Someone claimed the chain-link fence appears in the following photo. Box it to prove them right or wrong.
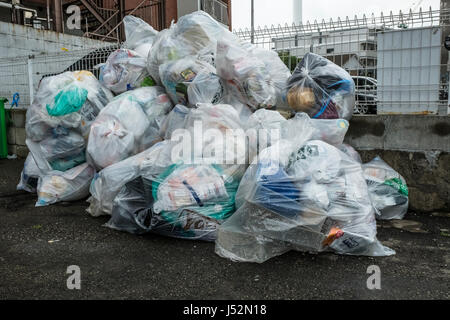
[1,7,449,115]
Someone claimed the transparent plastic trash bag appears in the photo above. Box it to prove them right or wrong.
[363,157,409,220]
[17,153,41,193]
[216,39,284,110]
[159,56,224,106]
[99,49,155,94]
[215,140,395,263]
[106,162,241,242]
[25,71,113,142]
[147,11,236,84]
[122,15,158,57]
[36,163,95,207]
[159,104,190,140]
[26,129,86,173]
[310,118,350,146]
[87,87,172,169]
[87,141,173,217]
[286,53,355,120]
[338,144,362,164]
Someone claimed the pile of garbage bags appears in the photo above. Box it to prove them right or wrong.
[19,12,409,263]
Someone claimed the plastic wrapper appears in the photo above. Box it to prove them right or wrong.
[310,119,350,146]
[363,157,409,220]
[216,39,287,110]
[26,71,113,142]
[159,56,224,106]
[122,15,158,57]
[87,87,172,169]
[87,141,173,217]
[215,140,395,263]
[99,49,154,94]
[286,53,355,120]
[17,153,41,193]
[36,163,95,206]
[107,162,241,241]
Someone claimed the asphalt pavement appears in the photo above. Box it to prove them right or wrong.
[0,158,449,299]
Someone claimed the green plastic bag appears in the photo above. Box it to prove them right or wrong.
[46,85,88,117]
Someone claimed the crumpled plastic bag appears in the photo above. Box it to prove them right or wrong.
[159,56,224,106]
[363,157,409,220]
[36,163,95,206]
[17,153,41,193]
[147,11,238,84]
[286,52,355,120]
[122,15,158,58]
[159,104,190,140]
[338,144,362,163]
[107,162,241,242]
[216,39,288,110]
[215,139,395,263]
[87,87,172,169]
[99,49,155,94]
[26,71,113,142]
[87,141,173,217]
[310,118,350,146]
[26,129,86,173]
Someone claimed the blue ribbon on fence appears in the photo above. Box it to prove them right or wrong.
[10,93,20,108]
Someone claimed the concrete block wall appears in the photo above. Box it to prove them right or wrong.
[346,115,450,213]
[7,109,28,158]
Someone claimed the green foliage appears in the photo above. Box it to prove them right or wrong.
[278,51,298,72]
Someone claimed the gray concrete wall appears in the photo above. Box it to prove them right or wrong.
[0,22,110,108]
[346,115,450,213]
[0,21,106,58]
[345,115,450,153]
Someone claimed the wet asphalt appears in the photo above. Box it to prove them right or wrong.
[0,159,449,300]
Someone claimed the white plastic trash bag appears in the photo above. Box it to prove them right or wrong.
[122,15,158,57]
[36,163,95,206]
[87,141,173,217]
[87,87,172,169]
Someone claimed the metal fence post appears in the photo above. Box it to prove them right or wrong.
[27,55,34,104]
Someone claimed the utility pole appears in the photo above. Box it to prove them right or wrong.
[251,0,254,43]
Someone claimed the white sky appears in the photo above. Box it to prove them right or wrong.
[231,0,441,30]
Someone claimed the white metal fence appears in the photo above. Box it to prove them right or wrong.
[235,7,450,115]
[0,7,449,115]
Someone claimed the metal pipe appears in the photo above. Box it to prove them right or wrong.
[46,0,50,29]
[0,2,38,16]
[251,0,254,43]
[53,0,62,32]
